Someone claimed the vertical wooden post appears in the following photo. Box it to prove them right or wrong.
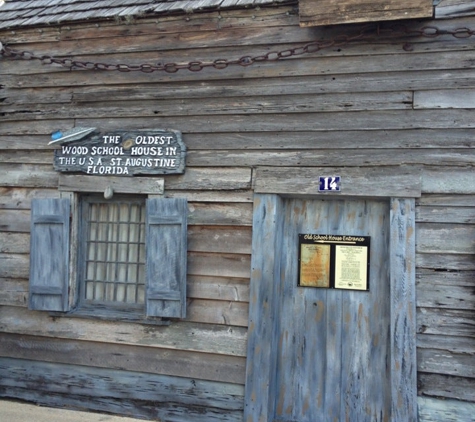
[244,194,284,422]
[390,198,418,422]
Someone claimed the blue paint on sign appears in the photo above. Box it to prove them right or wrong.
[319,176,341,192]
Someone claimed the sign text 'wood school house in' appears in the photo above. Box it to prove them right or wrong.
[52,129,186,176]
[0,0,475,421]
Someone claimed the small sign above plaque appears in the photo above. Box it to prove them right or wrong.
[52,129,186,176]
[298,234,370,291]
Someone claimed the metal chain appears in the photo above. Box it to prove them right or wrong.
[1,24,474,73]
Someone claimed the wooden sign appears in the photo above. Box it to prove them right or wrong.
[53,129,186,176]
[298,234,371,291]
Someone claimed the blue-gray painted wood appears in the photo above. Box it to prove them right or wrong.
[244,194,284,422]
[0,357,244,422]
[146,197,187,318]
[29,198,70,312]
[245,194,418,422]
[275,198,390,422]
[390,198,418,421]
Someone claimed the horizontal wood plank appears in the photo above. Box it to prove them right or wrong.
[188,252,251,279]
[417,333,475,354]
[0,305,247,356]
[418,396,475,422]
[0,187,59,209]
[0,165,251,190]
[0,254,29,279]
[414,88,475,109]
[0,333,246,384]
[61,70,475,103]
[0,358,244,422]
[1,92,414,121]
[417,307,475,337]
[422,167,475,194]
[0,164,59,188]
[0,210,30,233]
[417,268,475,287]
[416,205,475,223]
[417,253,475,270]
[186,149,475,167]
[299,0,433,27]
[418,373,475,402]
[417,194,475,207]
[188,202,252,226]
[0,278,27,307]
[187,298,248,327]
[416,223,475,254]
[416,280,475,310]
[255,165,422,197]
[418,347,475,378]
[0,232,29,253]
[188,226,251,254]
[188,275,249,302]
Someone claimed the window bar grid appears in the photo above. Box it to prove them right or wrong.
[135,205,144,303]
[113,203,121,303]
[84,199,146,305]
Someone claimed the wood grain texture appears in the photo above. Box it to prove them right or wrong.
[255,166,422,197]
[418,396,475,422]
[0,358,245,422]
[29,198,70,312]
[299,0,433,27]
[418,373,475,402]
[146,198,187,318]
[390,198,418,421]
[244,194,284,422]
[0,305,248,356]
[0,333,246,384]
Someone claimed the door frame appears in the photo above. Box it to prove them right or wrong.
[244,194,418,422]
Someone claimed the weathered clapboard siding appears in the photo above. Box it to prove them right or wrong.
[1,2,475,420]
[419,397,475,422]
[0,306,247,356]
[415,186,475,409]
[0,358,245,422]
[0,333,246,384]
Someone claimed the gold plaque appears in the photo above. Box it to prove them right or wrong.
[299,243,330,288]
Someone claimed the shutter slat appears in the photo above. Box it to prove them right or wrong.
[29,198,70,312]
[146,198,187,318]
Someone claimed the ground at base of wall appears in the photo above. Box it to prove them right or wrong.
[0,399,148,422]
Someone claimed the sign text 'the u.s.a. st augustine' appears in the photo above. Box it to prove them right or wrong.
[52,129,186,176]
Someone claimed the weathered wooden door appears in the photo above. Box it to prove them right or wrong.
[274,198,390,421]
[245,195,417,422]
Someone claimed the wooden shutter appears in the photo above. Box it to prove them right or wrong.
[299,0,434,27]
[145,198,187,318]
[29,198,70,311]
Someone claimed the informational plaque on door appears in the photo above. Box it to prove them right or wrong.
[298,234,370,291]
[299,243,331,288]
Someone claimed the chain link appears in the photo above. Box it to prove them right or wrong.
[1,24,474,73]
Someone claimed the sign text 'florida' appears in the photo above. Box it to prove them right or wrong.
[53,129,186,176]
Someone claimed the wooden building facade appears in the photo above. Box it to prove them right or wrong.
[0,0,474,421]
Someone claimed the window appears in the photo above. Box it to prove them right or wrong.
[80,195,146,307]
[29,195,187,321]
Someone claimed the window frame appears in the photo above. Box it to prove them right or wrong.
[29,175,187,324]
